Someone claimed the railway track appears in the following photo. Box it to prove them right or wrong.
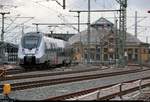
[0,64,23,76]
[1,65,146,81]
[45,78,150,100]
[1,67,102,81]
[4,67,150,91]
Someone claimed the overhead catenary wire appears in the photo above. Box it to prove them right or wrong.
[4,14,21,31]
[127,16,147,29]
[5,17,34,33]
[30,0,79,32]
[30,0,66,20]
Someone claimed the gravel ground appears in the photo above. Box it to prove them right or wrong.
[0,69,149,101]
[1,65,143,85]
[112,83,150,100]
[130,87,150,100]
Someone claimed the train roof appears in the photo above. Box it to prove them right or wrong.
[22,32,43,37]
[23,32,69,48]
[44,36,67,48]
[55,39,66,48]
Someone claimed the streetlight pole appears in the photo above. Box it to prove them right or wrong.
[0,12,10,42]
[35,24,39,33]
[69,10,82,62]
[87,0,91,64]
[1,13,4,42]
[135,11,137,38]
[77,11,83,63]
[115,18,118,67]
[0,12,10,64]
[77,11,80,34]
[140,44,143,69]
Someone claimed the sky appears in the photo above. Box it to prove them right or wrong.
[0,0,150,44]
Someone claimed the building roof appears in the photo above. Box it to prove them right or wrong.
[0,41,18,48]
[91,17,114,27]
[126,32,141,45]
[69,17,142,45]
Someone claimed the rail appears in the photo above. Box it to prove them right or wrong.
[0,65,7,77]
[67,79,144,100]
[0,69,4,77]
[46,77,150,100]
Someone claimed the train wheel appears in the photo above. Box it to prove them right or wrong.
[23,66,31,71]
[67,60,72,66]
[62,60,67,66]
[45,60,51,68]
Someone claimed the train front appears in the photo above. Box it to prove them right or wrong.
[18,32,45,66]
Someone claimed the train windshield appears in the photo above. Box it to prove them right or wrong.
[22,36,41,49]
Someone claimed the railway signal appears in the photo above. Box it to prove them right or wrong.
[0,84,11,97]
[3,84,11,95]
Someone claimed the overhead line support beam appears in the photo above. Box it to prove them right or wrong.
[32,23,87,25]
[32,23,87,33]
[116,0,127,68]
[69,9,121,12]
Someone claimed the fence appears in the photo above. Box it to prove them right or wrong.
[7,53,18,64]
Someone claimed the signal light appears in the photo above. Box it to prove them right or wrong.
[35,48,39,54]
[22,48,25,52]
[3,84,11,95]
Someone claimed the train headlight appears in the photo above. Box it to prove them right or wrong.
[35,48,39,54]
[22,48,24,52]
[22,48,25,54]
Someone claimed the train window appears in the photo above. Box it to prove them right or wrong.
[45,42,48,52]
[22,36,41,49]
[54,43,56,50]
[57,48,59,52]
[55,47,58,52]
[53,43,55,48]
[46,42,49,49]
[57,47,61,56]
[54,44,56,51]
[59,47,61,51]
[55,43,57,47]
[50,43,53,50]
[53,44,55,51]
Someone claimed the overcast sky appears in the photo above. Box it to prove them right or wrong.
[0,0,150,44]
